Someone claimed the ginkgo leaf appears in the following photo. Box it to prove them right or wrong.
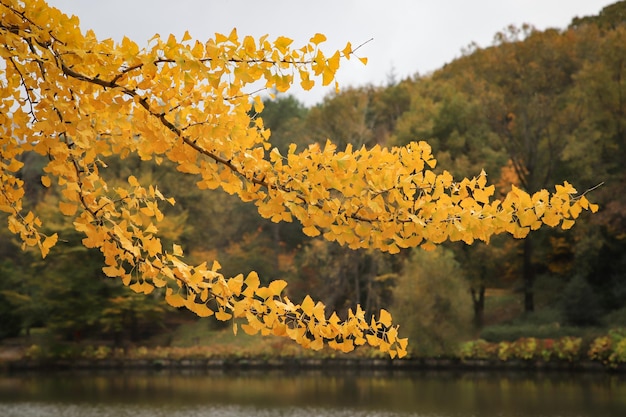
[378,308,392,327]
[40,233,58,258]
[215,310,232,321]
[103,265,122,277]
[561,219,575,230]
[172,244,184,256]
[310,33,327,45]
[59,202,78,216]
[301,295,315,315]
[165,288,185,308]
[269,279,288,296]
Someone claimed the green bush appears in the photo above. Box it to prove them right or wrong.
[480,323,584,342]
[603,307,626,327]
[479,308,590,343]
[561,274,603,326]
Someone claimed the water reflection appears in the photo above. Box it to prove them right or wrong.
[1,369,625,417]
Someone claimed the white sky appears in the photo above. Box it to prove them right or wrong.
[46,0,614,106]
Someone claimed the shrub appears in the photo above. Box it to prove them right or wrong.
[458,339,497,360]
[539,339,555,361]
[609,339,626,365]
[81,345,112,360]
[588,336,612,363]
[553,337,582,361]
[24,344,43,360]
[512,337,538,360]
[497,341,513,361]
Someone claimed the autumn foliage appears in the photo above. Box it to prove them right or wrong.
[0,0,598,358]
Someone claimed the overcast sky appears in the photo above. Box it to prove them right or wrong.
[46,0,615,106]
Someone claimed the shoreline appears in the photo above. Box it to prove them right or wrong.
[3,356,623,373]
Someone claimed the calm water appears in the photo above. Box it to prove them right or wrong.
[0,369,625,417]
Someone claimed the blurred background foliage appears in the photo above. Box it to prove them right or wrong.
[1,2,626,357]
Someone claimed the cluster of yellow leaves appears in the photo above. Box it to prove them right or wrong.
[0,0,597,358]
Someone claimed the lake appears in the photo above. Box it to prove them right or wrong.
[0,369,625,416]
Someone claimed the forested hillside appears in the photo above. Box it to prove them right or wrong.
[1,1,624,357]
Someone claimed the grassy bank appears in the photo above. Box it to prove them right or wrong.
[3,319,626,372]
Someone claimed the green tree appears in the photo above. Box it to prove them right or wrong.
[296,239,400,319]
[570,1,626,31]
[258,94,310,154]
[564,23,626,319]
[391,247,472,357]
[457,26,586,312]
[305,87,378,149]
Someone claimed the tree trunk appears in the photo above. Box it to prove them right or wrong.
[471,284,485,329]
[523,237,535,312]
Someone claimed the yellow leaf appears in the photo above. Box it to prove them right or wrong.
[228,27,238,43]
[378,308,392,327]
[172,244,183,256]
[243,272,260,296]
[143,236,162,257]
[269,279,288,296]
[274,36,293,53]
[40,234,58,258]
[241,323,259,335]
[303,225,320,237]
[191,302,215,317]
[103,265,122,277]
[421,241,437,251]
[473,187,492,204]
[561,219,575,230]
[555,181,577,195]
[518,209,537,228]
[342,42,352,57]
[327,51,340,72]
[310,337,324,351]
[301,295,315,316]
[542,211,560,227]
[569,201,582,218]
[358,56,368,65]
[215,310,232,321]
[310,33,327,45]
[59,202,78,216]
[142,282,155,294]
[41,176,51,187]
[165,288,185,308]
[227,274,243,295]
